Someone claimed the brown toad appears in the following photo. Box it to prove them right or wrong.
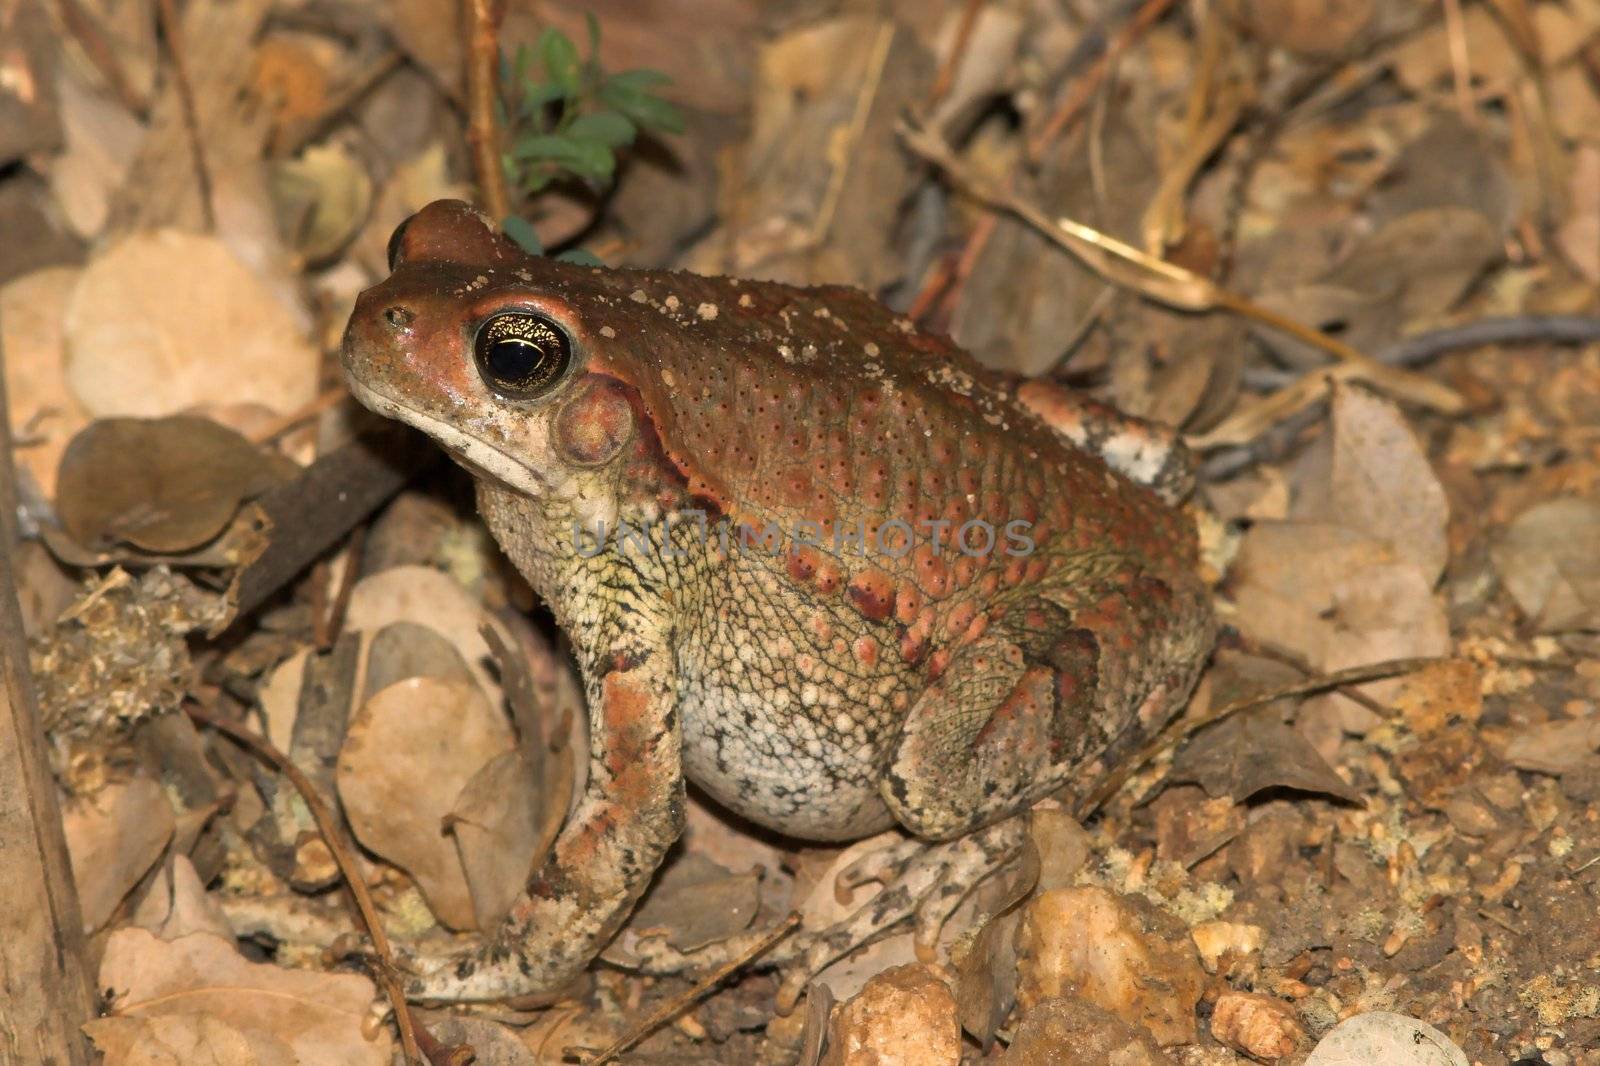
[340,199,1213,1001]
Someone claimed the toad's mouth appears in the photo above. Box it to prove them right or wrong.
[344,377,547,498]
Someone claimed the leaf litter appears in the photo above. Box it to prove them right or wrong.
[6,0,1600,1063]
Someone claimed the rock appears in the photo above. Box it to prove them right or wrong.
[1015,887,1204,1045]
[821,964,960,1066]
[999,996,1172,1065]
[1209,992,1304,1060]
[1305,1011,1467,1066]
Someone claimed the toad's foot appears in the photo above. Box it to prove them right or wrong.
[601,823,1024,1010]
[774,819,1026,1011]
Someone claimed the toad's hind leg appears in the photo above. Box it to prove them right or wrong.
[882,590,1183,840]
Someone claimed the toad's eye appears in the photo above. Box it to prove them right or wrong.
[473,312,572,398]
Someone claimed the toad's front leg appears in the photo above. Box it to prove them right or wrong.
[402,629,682,1002]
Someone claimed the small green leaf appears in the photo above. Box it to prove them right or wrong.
[539,29,580,92]
[510,133,614,181]
[555,247,604,266]
[501,215,544,255]
[598,83,685,134]
[520,80,567,117]
[567,110,635,148]
[604,69,672,93]
[584,12,601,60]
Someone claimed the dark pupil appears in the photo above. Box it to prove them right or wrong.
[475,312,570,396]
[486,337,546,385]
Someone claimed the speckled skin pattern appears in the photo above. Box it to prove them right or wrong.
[341,200,1214,1001]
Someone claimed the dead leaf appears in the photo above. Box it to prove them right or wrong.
[1253,207,1499,370]
[64,230,320,418]
[1503,716,1600,776]
[1323,384,1450,583]
[63,774,176,932]
[1170,709,1364,804]
[1557,145,1600,284]
[449,749,541,932]
[1236,0,1375,56]
[1228,521,1397,661]
[0,266,89,497]
[50,69,143,239]
[337,675,515,930]
[270,143,373,265]
[131,856,235,942]
[364,620,476,700]
[86,1013,298,1066]
[55,416,295,552]
[613,853,761,955]
[1491,497,1600,633]
[344,564,506,710]
[93,928,391,1065]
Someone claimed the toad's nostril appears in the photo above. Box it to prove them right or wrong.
[384,306,414,328]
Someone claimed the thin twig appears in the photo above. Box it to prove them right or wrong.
[1027,0,1180,162]
[1226,314,1600,393]
[462,0,511,222]
[57,0,151,114]
[811,22,896,248]
[274,49,405,157]
[318,524,367,652]
[579,913,803,1066]
[1074,657,1449,819]
[1442,0,1479,127]
[249,386,348,447]
[927,0,986,107]
[184,703,426,1064]
[154,0,217,230]
[901,121,1467,421]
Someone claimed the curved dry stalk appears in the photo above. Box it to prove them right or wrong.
[184,703,425,1065]
[898,120,1468,431]
[578,914,803,1066]
[1073,656,1449,819]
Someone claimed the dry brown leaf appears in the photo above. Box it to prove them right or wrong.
[1557,145,1600,283]
[1323,384,1450,583]
[64,230,319,418]
[1228,521,1397,661]
[344,564,506,709]
[1236,0,1374,56]
[337,675,515,930]
[712,17,931,291]
[55,416,295,552]
[364,620,476,700]
[270,143,373,265]
[612,852,761,956]
[49,71,143,239]
[1490,497,1600,633]
[94,928,392,1064]
[450,749,541,933]
[1503,717,1600,776]
[0,265,89,497]
[131,856,235,943]
[1252,208,1500,371]
[85,1013,298,1066]
[63,774,176,932]
[1390,4,1523,94]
